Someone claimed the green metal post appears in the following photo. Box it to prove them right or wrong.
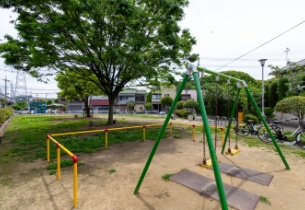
[244,86,290,170]
[221,86,241,154]
[193,71,228,210]
[197,66,243,83]
[134,74,189,194]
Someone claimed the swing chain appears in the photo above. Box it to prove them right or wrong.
[227,78,232,152]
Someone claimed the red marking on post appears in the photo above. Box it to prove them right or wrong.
[104,129,108,132]
[220,128,224,131]
[143,126,146,128]
[72,155,78,163]
[192,125,196,128]
[56,143,60,148]
[170,123,172,125]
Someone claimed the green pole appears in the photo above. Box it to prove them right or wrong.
[193,71,228,210]
[244,85,290,170]
[197,66,243,83]
[134,74,189,194]
[221,86,241,154]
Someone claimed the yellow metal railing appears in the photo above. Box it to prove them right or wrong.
[46,135,78,207]
[46,121,224,207]
[170,122,225,144]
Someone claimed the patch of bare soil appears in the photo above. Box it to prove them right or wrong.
[1,118,305,210]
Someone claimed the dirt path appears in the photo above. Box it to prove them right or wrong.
[1,117,305,209]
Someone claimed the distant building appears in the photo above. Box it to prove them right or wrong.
[281,59,305,72]
[58,94,84,114]
[151,86,176,112]
[115,88,146,113]
[180,89,198,101]
[91,95,109,114]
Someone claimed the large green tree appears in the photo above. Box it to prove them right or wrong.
[55,69,102,117]
[0,0,198,124]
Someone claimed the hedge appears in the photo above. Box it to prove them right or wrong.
[176,109,190,118]
[0,107,14,124]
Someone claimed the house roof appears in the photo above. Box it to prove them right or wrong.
[282,59,305,70]
[119,88,146,94]
[91,100,109,106]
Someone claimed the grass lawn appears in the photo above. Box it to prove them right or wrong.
[1,114,304,174]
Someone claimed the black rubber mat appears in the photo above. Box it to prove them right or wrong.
[171,169,259,210]
[217,162,273,186]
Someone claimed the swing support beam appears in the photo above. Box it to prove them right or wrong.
[196,66,290,170]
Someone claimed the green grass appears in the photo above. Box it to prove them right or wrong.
[260,196,271,205]
[292,151,305,157]
[49,170,56,175]
[0,115,166,166]
[109,169,116,174]
[161,173,173,181]
[46,159,84,170]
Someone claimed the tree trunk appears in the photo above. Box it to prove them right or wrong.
[107,98,114,125]
[84,96,91,117]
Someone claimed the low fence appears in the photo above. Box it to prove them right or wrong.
[46,122,225,207]
[170,122,225,144]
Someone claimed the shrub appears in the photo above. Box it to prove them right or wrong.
[0,109,5,124]
[176,101,185,109]
[264,108,274,119]
[244,114,259,125]
[176,109,190,118]
[183,99,198,109]
[161,96,173,107]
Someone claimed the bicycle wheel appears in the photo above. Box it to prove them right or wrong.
[295,131,305,147]
[257,126,276,143]
[235,125,250,136]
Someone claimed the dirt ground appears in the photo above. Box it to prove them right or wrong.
[1,117,305,210]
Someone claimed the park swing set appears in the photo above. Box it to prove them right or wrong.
[133,64,290,210]
[199,73,241,169]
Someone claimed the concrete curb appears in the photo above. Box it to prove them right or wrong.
[0,115,13,145]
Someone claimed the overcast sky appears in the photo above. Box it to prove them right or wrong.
[1,0,305,98]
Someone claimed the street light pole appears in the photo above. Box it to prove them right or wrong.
[259,59,267,117]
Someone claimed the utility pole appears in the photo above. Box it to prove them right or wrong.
[3,77,10,108]
[10,81,15,104]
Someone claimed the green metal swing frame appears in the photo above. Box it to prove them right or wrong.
[134,64,290,210]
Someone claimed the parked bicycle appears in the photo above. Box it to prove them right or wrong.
[257,120,305,146]
[235,120,258,136]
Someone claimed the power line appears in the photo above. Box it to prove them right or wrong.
[214,19,305,72]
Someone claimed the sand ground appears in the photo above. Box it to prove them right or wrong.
[1,117,305,210]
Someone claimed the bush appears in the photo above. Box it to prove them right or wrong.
[0,108,14,123]
[176,109,190,118]
[161,96,173,107]
[183,99,198,109]
[176,101,185,109]
[244,113,259,125]
[0,110,5,124]
[264,107,274,119]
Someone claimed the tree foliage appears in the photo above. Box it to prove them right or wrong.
[268,82,278,108]
[278,77,289,101]
[176,101,184,109]
[11,101,27,111]
[126,101,134,113]
[145,102,152,110]
[0,0,198,124]
[275,96,305,123]
[55,69,102,117]
[161,96,173,107]
[183,99,198,109]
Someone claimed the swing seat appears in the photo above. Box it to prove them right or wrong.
[225,148,241,156]
[199,159,220,169]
